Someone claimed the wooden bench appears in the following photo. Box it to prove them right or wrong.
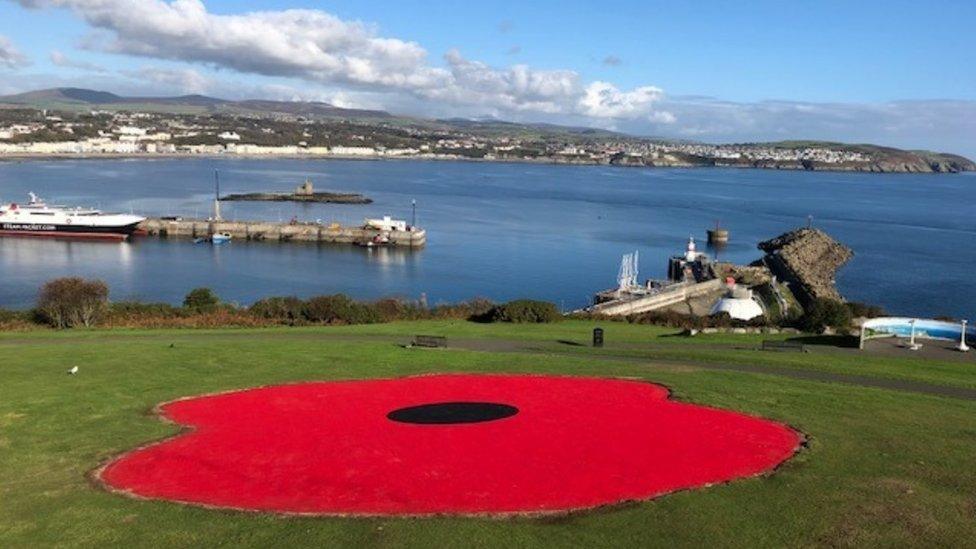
[411,335,448,348]
[761,339,807,353]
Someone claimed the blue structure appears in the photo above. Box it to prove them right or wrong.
[860,317,973,351]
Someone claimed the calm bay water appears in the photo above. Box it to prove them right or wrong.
[0,157,973,318]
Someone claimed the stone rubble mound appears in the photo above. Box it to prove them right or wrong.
[758,228,853,304]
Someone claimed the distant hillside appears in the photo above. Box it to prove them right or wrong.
[0,87,392,120]
[230,99,392,120]
[0,87,625,139]
[435,117,621,138]
[0,88,972,173]
[749,141,976,173]
[0,87,126,106]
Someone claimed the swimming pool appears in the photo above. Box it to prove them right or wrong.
[860,317,973,349]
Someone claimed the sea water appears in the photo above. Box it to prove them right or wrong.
[0,157,973,318]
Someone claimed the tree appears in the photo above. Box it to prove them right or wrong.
[801,298,853,333]
[37,278,109,328]
[846,301,886,319]
[487,300,562,323]
[183,288,220,312]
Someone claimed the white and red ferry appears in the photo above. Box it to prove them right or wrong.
[0,193,145,240]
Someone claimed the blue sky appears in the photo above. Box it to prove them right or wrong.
[1,0,974,155]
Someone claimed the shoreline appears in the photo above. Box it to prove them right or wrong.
[0,152,971,174]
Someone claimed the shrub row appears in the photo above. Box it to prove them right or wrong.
[262,294,381,325]
[16,278,561,329]
[14,277,886,332]
[479,299,562,323]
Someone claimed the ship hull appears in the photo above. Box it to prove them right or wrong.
[0,221,142,241]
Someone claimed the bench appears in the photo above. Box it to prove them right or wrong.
[411,335,448,348]
[761,339,807,353]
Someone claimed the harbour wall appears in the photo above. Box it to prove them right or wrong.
[587,279,724,316]
[138,218,426,248]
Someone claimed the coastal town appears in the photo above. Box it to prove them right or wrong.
[1,89,972,173]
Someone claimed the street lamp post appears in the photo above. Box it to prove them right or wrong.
[907,318,922,351]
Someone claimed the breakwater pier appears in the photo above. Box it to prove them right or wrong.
[586,278,724,316]
[138,217,426,248]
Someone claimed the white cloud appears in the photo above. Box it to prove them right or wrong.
[50,49,106,72]
[0,34,29,68]
[325,91,377,110]
[12,0,672,122]
[121,66,214,94]
[625,97,976,155]
[428,50,580,114]
[578,81,666,120]
[17,0,444,90]
[648,110,677,124]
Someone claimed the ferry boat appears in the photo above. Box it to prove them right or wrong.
[0,193,145,240]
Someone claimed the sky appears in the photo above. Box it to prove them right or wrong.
[0,0,974,156]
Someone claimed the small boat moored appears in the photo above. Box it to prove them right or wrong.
[356,233,391,248]
[195,233,232,244]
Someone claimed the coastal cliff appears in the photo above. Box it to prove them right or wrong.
[637,148,976,173]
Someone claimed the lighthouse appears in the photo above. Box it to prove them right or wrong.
[685,236,700,262]
[668,236,711,283]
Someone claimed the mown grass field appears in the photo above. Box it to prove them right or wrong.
[1,321,975,547]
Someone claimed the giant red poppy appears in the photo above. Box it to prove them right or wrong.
[99,374,800,515]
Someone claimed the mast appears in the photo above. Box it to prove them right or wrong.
[213,169,222,221]
[616,250,639,294]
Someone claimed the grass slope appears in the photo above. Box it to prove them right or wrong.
[1,322,974,547]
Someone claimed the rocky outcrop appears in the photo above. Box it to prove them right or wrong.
[758,228,853,307]
[642,151,711,168]
[916,152,976,173]
[221,191,372,204]
[608,152,646,166]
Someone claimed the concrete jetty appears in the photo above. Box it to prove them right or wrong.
[138,217,426,248]
[586,279,724,316]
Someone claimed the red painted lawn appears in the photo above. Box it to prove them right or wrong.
[100,375,800,515]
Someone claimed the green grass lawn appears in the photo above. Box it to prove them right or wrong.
[1,322,975,547]
[11,320,972,390]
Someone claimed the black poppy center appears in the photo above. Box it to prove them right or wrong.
[387,402,519,424]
